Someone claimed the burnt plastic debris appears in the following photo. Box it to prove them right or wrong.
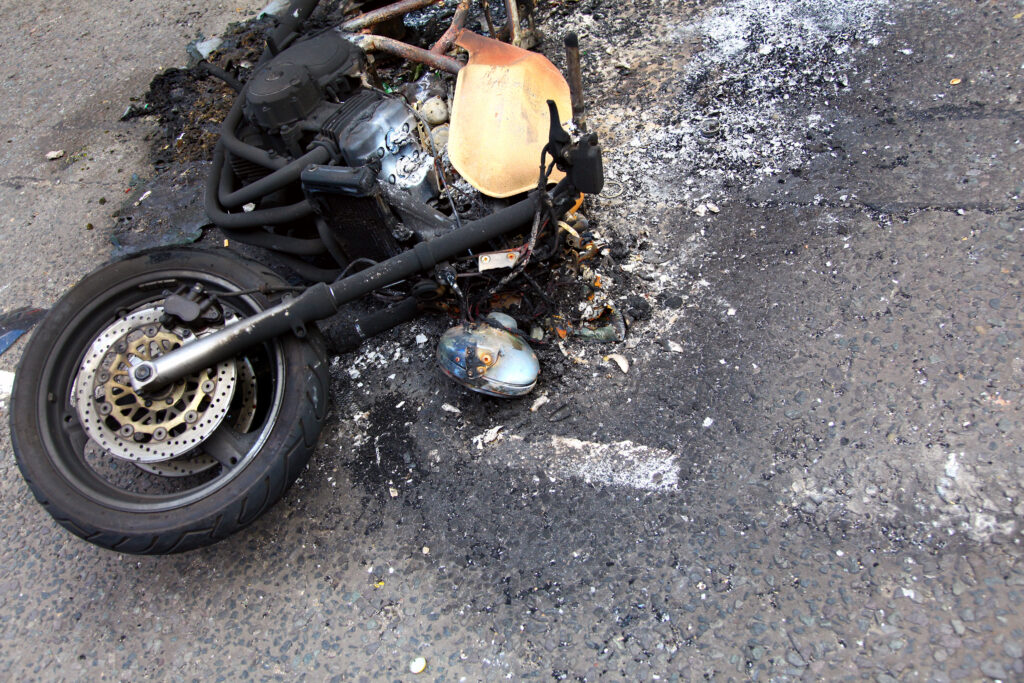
[110,163,210,255]
[0,306,47,356]
[436,312,539,397]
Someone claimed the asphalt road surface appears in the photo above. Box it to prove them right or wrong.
[0,0,1021,680]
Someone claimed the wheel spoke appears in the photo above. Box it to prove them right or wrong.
[202,427,258,470]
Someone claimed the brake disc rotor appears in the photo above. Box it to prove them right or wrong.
[73,307,237,465]
[132,358,258,477]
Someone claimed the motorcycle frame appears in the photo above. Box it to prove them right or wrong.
[131,184,575,393]
[131,0,600,394]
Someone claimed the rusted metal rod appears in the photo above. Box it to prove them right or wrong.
[340,0,439,32]
[431,0,471,54]
[564,32,586,130]
[348,33,463,74]
[480,0,498,38]
[504,0,522,46]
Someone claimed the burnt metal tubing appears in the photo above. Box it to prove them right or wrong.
[130,195,541,393]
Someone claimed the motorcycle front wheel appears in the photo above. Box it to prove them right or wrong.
[10,248,328,554]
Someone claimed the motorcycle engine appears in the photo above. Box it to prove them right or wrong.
[237,28,437,204]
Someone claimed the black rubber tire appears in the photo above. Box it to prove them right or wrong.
[9,248,329,554]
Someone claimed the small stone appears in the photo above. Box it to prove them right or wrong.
[441,403,461,414]
[46,149,65,160]
[702,417,714,428]
[693,204,708,217]
[786,650,806,667]
[409,656,427,674]
[706,201,719,213]
[1004,641,1023,659]
[951,618,965,636]
[415,333,428,345]
[980,659,1008,679]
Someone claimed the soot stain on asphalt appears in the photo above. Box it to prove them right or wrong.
[341,393,426,503]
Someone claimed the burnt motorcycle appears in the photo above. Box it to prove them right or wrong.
[9,0,602,553]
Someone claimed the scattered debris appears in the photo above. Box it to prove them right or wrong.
[530,393,550,412]
[604,353,629,373]
[110,162,213,254]
[472,425,504,449]
[702,417,714,428]
[441,403,462,414]
[0,306,47,357]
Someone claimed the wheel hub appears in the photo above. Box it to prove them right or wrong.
[74,307,237,465]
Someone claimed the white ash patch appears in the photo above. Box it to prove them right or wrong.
[677,0,883,61]
[785,445,1019,543]
[567,0,891,348]
[668,0,885,197]
[545,436,679,491]
[0,370,14,398]
[481,434,678,491]
[331,339,407,380]
[584,0,887,210]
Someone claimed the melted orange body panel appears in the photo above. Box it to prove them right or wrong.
[448,31,571,198]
